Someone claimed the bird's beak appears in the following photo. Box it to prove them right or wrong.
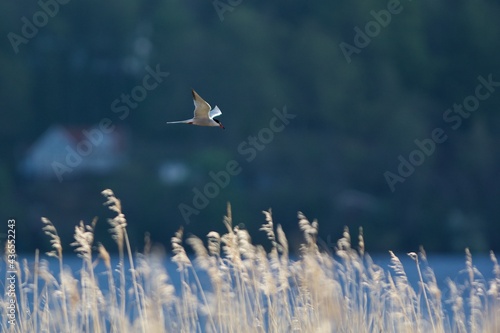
[220,123,225,130]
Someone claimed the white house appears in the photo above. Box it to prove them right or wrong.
[20,124,128,181]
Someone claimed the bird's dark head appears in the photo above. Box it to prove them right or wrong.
[214,119,225,129]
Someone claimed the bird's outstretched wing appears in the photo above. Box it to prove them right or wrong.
[209,106,222,119]
[192,89,211,119]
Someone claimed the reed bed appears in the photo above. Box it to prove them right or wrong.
[2,189,500,332]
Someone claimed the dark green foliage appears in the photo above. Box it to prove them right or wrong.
[2,0,500,253]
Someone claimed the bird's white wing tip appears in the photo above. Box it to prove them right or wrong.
[210,106,222,118]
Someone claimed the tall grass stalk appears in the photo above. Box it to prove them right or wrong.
[41,216,70,332]
[102,189,145,332]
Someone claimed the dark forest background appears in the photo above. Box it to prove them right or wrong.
[2,0,500,254]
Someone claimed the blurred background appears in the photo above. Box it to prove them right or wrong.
[2,0,500,254]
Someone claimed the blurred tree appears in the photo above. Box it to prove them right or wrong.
[2,0,500,252]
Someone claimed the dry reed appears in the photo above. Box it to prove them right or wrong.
[1,189,500,332]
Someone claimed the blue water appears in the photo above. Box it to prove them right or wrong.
[371,252,495,287]
[4,252,495,298]
[2,252,496,325]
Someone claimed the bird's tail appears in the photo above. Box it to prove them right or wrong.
[166,120,191,124]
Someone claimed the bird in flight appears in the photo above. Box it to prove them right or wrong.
[167,89,225,129]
